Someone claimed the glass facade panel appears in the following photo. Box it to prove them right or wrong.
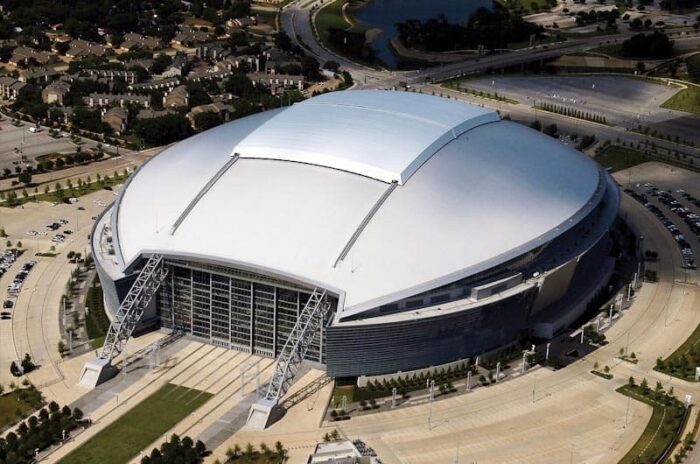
[158,261,326,363]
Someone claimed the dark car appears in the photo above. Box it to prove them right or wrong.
[3,300,13,309]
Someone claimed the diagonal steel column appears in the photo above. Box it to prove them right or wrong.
[100,254,168,360]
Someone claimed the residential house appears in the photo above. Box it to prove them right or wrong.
[262,48,299,73]
[226,17,256,29]
[9,46,57,66]
[186,102,235,128]
[163,85,189,107]
[186,65,234,83]
[221,55,260,72]
[86,93,150,108]
[0,77,29,101]
[129,77,180,92]
[84,69,139,85]
[42,80,71,104]
[102,107,128,135]
[160,55,188,78]
[196,43,231,61]
[247,72,304,92]
[172,27,211,47]
[18,67,59,83]
[123,58,155,72]
[66,40,109,59]
[118,33,163,52]
[136,108,176,120]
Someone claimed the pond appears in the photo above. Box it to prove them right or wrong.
[354,0,492,68]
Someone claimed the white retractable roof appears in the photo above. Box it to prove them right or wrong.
[233,90,499,184]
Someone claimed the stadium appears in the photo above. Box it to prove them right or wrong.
[86,90,620,400]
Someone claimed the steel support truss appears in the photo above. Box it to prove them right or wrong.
[100,254,168,360]
[264,287,329,402]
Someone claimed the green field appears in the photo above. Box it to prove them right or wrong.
[617,384,688,464]
[496,0,556,14]
[314,0,366,45]
[58,384,212,464]
[0,390,38,430]
[595,144,700,174]
[661,85,700,115]
[595,145,653,172]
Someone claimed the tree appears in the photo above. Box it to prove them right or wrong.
[323,60,340,73]
[542,123,558,138]
[194,111,223,132]
[18,171,32,184]
[131,113,193,146]
[21,353,35,373]
[628,376,635,387]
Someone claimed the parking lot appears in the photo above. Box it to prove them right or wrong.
[0,120,76,173]
[626,186,699,269]
[463,75,689,130]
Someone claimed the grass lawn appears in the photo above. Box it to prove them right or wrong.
[617,384,688,464]
[0,390,36,430]
[595,145,651,172]
[661,85,700,115]
[655,322,700,381]
[314,0,366,45]
[595,144,700,174]
[58,384,212,464]
[331,385,355,406]
[495,0,556,14]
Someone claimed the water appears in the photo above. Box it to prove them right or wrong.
[354,0,492,68]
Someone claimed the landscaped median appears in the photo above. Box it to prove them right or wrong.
[655,322,700,381]
[617,380,690,464]
[58,384,212,464]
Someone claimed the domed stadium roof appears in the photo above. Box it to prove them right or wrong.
[112,90,605,318]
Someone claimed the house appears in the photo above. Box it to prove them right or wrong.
[247,72,304,92]
[118,33,163,52]
[84,69,139,85]
[123,58,155,72]
[221,55,260,72]
[262,48,298,73]
[163,85,189,107]
[102,107,128,135]
[86,93,150,108]
[66,40,109,59]
[226,17,257,29]
[196,43,231,61]
[172,27,211,47]
[129,77,180,92]
[186,102,235,128]
[186,65,234,83]
[48,33,72,52]
[160,55,188,78]
[18,67,59,83]
[0,77,29,101]
[42,80,71,104]
[136,108,176,120]
[9,47,57,66]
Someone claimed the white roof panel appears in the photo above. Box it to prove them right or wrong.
[233,90,499,184]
